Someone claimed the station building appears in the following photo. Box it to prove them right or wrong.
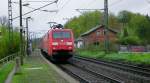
[75,25,118,49]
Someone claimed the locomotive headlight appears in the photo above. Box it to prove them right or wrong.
[66,42,72,45]
[52,42,58,45]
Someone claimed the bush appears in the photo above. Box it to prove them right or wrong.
[0,26,20,59]
[109,42,119,52]
[119,36,141,45]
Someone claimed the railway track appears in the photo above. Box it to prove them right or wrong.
[43,52,122,83]
[75,56,150,77]
[58,63,123,83]
[72,56,150,83]
[43,52,150,83]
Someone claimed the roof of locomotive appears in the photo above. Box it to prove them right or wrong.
[48,28,72,32]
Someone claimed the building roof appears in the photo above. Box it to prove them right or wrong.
[81,25,118,37]
[76,37,83,41]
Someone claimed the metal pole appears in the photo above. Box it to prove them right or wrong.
[23,29,26,56]
[104,0,109,53]
[19,0,24,65]
[8,0,13,53]
[26,18,29,55]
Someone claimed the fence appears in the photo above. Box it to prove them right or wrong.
[0,52,19,65]
[119,45,150,53]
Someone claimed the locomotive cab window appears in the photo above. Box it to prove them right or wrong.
[53,31,71,38]
[63,32,70,38]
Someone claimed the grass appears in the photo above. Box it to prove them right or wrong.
[76,48,106,58]
[77,49,105,58]
[12,56,68,83]
[0,61,14,83]
[104,53,150,65]
[77,49,150,65]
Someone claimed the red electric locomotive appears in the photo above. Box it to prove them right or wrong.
[41,26,74,61]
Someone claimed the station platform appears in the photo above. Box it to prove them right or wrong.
[10,49,78,83]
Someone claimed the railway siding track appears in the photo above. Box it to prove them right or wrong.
[58,64,122,83]
[75,56,150,77]
[72,56,150,83]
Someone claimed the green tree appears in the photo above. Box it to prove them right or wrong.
[65,11,103,38]
[109,13,121,30]
[117,10,133,25]
[65,10,150,45]
[119,12,150,45]
[0,26,20,59]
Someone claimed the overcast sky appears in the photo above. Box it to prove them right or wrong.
[0,0,150,37]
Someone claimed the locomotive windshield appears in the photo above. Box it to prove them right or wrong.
[53,31,71,38]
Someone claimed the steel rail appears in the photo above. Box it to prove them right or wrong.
[58,65,89,83]
[71,63,123,83]
[58,64,122,83]
[75,56,150,77]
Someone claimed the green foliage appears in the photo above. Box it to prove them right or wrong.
[109,13,122,30]
[145,14,150,22]
[121,27,128,37]
[65,11,102,38]
[119,27,141,45]
[65,10,150,45]
[119,36,141,45]
[128,14,150,44]
[76,48,105,58]
[118,11,150,45]
[65,11,122,38]
[117,10,133,24]
[0,62,14,83]
[77,49,150,65]
[0,26,20,59]
[104,53,150,65]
